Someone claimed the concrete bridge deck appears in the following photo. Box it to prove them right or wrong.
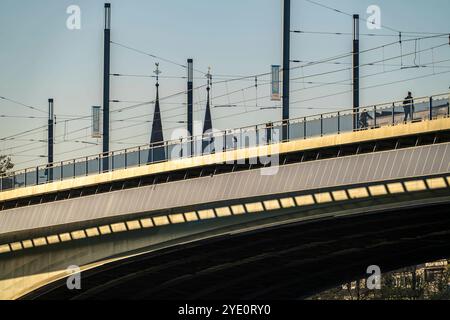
[1,114,450,300]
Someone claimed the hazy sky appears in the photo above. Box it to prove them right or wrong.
[1,0,449,170]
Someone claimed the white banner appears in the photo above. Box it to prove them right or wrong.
[271,65,281,101]
[92,106,101,138]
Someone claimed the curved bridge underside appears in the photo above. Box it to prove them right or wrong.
[24,197,450,300]
[2,137,450,300]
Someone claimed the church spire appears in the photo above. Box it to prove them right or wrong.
[202,67,214,154]
[203,67,213,134]
[149,63,166,162]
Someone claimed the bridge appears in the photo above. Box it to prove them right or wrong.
[1,93,450,299]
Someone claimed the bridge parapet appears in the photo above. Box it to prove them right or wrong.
[1,94,449,203]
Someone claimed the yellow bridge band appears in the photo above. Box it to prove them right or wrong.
[0,175,448,255]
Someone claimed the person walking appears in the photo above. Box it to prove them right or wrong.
[359,109,373,129]
[403,91,415,122]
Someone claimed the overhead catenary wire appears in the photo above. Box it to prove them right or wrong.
[5,38,448,154]
[8,65,450,169]
[5,24,450,168]
[111,41,207,75]
[290,69,450,107]
[0,125,47,142]
[112,33,445,109]
[0,96,47,114]
[302,0,449,36]
[291,58,450,69]
[291,30,450,39]
[290,42,449,81]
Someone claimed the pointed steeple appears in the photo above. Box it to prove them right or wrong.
[203,68,214,153]
[149,63,166,162]
[203,89,212,133]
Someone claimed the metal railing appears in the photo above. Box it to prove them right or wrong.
[1,93,449,193]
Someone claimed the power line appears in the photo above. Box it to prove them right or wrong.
[291,59,450,69]
[303,0,450,40]
[0,96,47,114]
[0,125,47,142]
[290,69,450,107]
[0,115,48,120]
[7,39,446,154]
[111,41,207,75]
[303,0,397,34]
[215,51,450,111]
[5,31,449,166]
[2,88,192,153]
[112,73,271,82]
[290,42,449,81]
[291,30,449,38]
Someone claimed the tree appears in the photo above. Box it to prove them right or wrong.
[310,261,450,300]
[0,155,14,175]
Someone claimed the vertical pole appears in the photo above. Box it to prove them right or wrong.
[48,98,54,182]
[429,97,433,120]
[103,3,111,171]
[223,131,227,152]
[187,59,194,155]
[392,103,395,124]
[353,14,360,130]
[337,112,341,134]
[282,0,291,141]
[374,106,377,127]
[320,114,323,137]
[303,117,307,139]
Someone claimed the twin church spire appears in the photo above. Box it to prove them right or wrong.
[149,63,214,157]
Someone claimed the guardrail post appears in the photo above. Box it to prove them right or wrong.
[223,131,227,151]
[165,142,169,162]
[337,112,340,134]
[303,117,307,139]
[73,160,76,179]
[138,147,141,167]
[111,152,115,171]
[374,106,377,128]
[85,157,89,176]
[392,103,395,125]
[448,96,450,116]
[36,166,39,185]
[429,97,433,120]
[150,145,154,163]
[448,99,450,117]
[24,169,27,187]
[320,114,323,137]
[286,120,290,142]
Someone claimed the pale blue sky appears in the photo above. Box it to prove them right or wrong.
[1,0,449,169]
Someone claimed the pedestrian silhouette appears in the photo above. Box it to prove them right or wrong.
[359,109,373,129]
[403,91,414,122]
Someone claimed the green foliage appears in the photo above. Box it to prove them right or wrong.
[0,155,14,175]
